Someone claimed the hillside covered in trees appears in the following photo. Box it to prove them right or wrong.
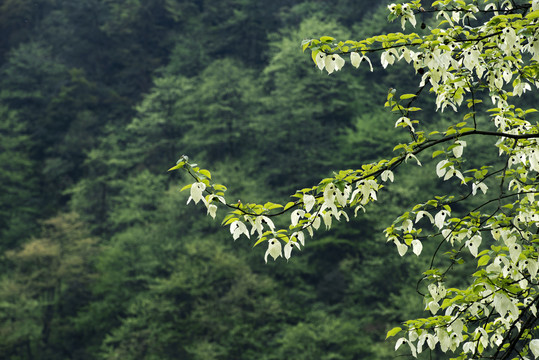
[2,0,535,359]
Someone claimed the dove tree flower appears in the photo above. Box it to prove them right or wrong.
[265,238,282,263]
[316,52,345,74]
[171,1,539,359]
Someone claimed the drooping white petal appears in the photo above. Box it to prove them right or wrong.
[312,215,321,230]
[415,210,434,224]
[350,52,361,68]
[472,182,488,195]
[230,220,249,240]
[333,54,345,71]
[290,231,305,247]
[452,140,466,158]
[264,238,282,263]
[436,160,449,178]
[427,300,440,314]
[284,241,300,260]
[395,241,408,256]
[435,210,449,229]
[509,243,522,264]
[362,55,374,72]
[411,239,423,256]
[405,153,422,166]
[261,216,275,231]
[466,235,481,257]
[381,170,394,182]
[303,194,316,213]
[316,52,326,71]
[291,209,305,226]
[207,204,217,219]
[530,339,539,358]
[189,182,206,204]
[321,211,332,229]
[324,55,336,74]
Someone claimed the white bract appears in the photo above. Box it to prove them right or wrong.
[265,238,282,263]
[230,220,249,240]
[531,339,539,359]
[283,240,300,260]
[316,52,345,74]
[207,204,217,219]
[350,52,373,71]
[303,194,316,213]
[187,182,206,205]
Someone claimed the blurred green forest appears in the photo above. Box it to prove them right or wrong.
[0,0,500,359]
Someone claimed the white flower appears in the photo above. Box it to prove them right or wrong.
[321,210,332,229]
[187,182,206,205]
[381,170,394,182]
[395,240,408,256]
[284,241,300,260]
[265,238,282,263]
[207,204,217,219]
[434,209,450,229]
[315,52,326,71]
[466,235,481,257]
[290,231,305,246]
[230,220,249,240]
[462,48,481,72]
[415,210,434,224]
[249,216,275,237]
[395,116,414,132]
[324,53,345,74]
[303,194,316,213]
[381,50,396,68]
[427,300,440,314]
[291,209,305,226]
[472,182,488,195]
[350,52,373,71]
[436,160,450,178]
[452,140,466,158]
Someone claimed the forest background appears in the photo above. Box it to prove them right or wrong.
[0,0,510,359]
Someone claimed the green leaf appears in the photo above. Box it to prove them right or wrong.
[432,150,445,158]
[526,10,539,19]
[168,161,185,171]
[386,327,402,339]
[301,40,310,52]
[214,184,227,191]
[284,202,296,211]
[264,202,284,210]
[311,49,320,64]
[253,237,267,247]
[477,255,490,267]
[400,94,417,100]
[180,184,192,192]
[320,36,335,43]
[199,169,211,179]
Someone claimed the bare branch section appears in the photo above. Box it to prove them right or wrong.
[171,0,539,359]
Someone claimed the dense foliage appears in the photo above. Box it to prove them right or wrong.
[173,0,539,359]
[1,0,537,359]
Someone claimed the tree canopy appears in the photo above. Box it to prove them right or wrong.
[171,0,539,358]
[2,0,539,359]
